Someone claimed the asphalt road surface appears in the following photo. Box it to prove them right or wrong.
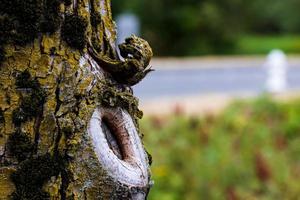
[133,57,300,101]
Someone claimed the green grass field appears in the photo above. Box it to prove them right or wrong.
[142,97,300,200]
[236,35,300,55]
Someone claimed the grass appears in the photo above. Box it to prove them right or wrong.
[142,96,300,200]
[236,35,300,55]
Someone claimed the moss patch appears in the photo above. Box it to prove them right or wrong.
[0,0,63,65]
[0,0,91,63]
[0,110,4,124]
[0,47,5,65]
[15,70,36,89]
[63,0,72,6]
[0,0,63,44]
[61,14,88,50]
[40,0,62,34]
[1,0,44,45]
[0,15,14,65]
[7,130,34,162]
[10,154,65,200]
[13,70,46,126]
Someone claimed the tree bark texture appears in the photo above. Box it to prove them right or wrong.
[0,0,152,199]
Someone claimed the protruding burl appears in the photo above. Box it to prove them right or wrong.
[88,35,154,86]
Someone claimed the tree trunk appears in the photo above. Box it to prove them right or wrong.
[0,0,152,199]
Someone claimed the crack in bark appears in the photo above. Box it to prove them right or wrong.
[60,169,70,200]
[54,76,62,154]
[33,107,44,154]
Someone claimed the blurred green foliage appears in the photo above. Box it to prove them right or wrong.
[141,97,300,199]
[112,0,300,56]
[237,35,300,55]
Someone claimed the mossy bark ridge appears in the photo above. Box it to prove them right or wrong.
[0,0,152,199]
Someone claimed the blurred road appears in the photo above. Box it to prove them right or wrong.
[133,56,300,100]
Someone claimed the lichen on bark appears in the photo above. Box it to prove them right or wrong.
[0,0,152,199]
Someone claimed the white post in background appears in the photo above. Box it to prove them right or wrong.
[264,49,288,93]
[116,13,140,45]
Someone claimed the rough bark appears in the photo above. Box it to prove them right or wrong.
[0,0,152,199]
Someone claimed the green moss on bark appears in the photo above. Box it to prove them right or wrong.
[63,0,72,6]
[15,70,34,88]
[0,0,48,45]
[0,47,5,65]
[10,154,65,200]
[7,130,34,162]
[13,70,46,126]
[61,14,88,50]
[40,0,62,33]
[0,0,63,64]
[0,110,4,124]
